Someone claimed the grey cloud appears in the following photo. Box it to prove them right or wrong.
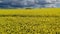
[0,0,59,8]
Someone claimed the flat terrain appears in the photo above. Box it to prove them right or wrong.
[0,8,60,16]
[0,16,60,34]
[0,8,60,34]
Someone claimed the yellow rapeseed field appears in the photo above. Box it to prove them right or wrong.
[0,8,60,34]
[0,8,60,16]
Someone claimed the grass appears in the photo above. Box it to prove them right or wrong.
[0,8,60,34]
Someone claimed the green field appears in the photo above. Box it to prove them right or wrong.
[0,8,60,34]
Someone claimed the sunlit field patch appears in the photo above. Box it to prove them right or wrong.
[0,8,60,16]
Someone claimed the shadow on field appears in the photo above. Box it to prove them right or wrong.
[0,15,59,17]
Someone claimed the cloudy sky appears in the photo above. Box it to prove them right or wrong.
[0,0,60,8]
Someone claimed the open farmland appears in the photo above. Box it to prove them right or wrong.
[0,16,60,34]
[0,8,60,34]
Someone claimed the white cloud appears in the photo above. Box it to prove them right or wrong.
[56,0,60,3]
[45,0,52,3]
[45,0,57,7]
[45,4,56,7]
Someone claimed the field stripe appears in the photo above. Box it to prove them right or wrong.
[0,8,60,16]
